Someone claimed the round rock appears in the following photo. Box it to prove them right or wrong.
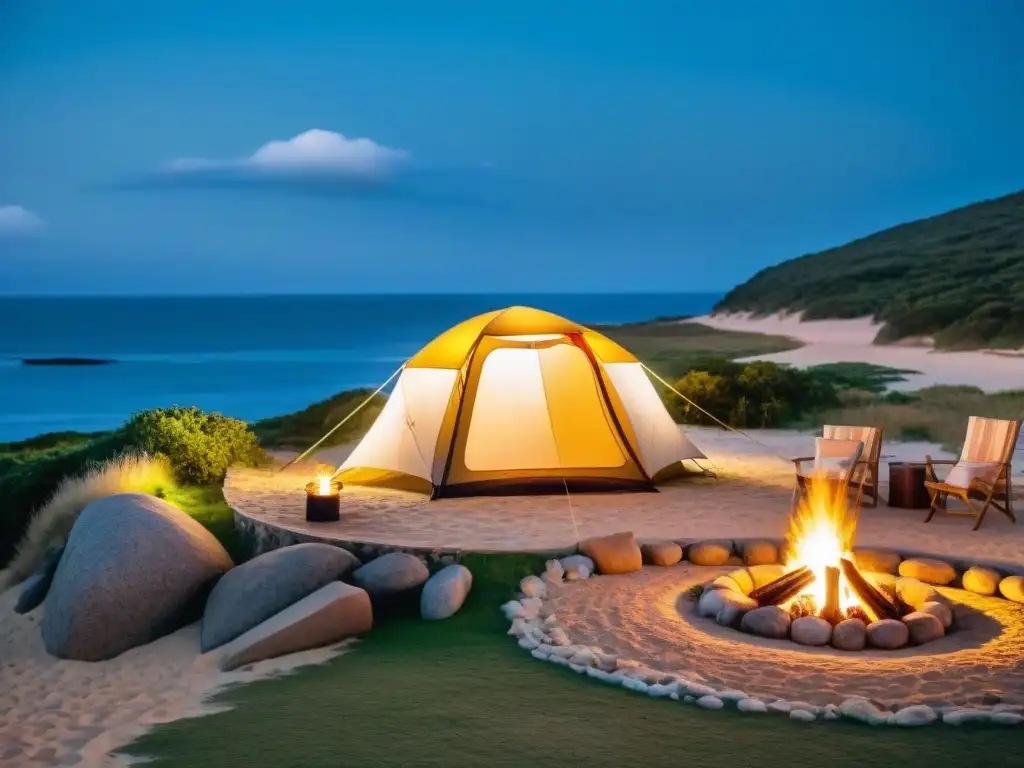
[421,564,473,620]
[898,558,956,586]
[352,552,429,604]
[715,593,758,627]
[43,493,233,661]
[894,704,937,726]
[961,566,1000,596]
[903,611,944,645]
[641,541,683,567]
[866,619,909,649]
[852,547,902,575]
[687,541,732,566]
[202,542,360,651]
[999,575,1024,603]
[696,695,724,710]
[896,578,944,611]
[791,616,832,646]
[831,618,867,651]
[738,698,767,713]
[580,531,643,574]
[698,586,755,619]
[742,540,778,566]
[920,600,952,629]
[740,606,791,639]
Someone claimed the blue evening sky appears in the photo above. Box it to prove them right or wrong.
[1,1,1022,294]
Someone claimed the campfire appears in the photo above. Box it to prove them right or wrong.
[753,476,900,624]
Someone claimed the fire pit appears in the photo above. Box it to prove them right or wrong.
[704,476,949,650]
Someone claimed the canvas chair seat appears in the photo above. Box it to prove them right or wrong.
[924,416,1020,531]
[792,426,881,508]
[792,437,865,510]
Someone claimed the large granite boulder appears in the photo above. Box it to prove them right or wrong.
[352,552,429,609]
[218,582,373,671]
[14,545,65,615]
[202,543,360,651]
[420,564,473,620]
[41,494,233,661]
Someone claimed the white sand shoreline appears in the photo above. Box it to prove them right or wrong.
[0,584,350,767]
[685,312,1024,392]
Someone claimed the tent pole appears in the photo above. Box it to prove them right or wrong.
[277,363,405,473]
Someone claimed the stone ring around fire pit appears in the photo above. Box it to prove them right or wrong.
[503,536,1024,727]
[697,564,950,650]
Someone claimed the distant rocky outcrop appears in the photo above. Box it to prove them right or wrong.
[41,493,233,661]
[21,357,116,366]
[201,543,361,652]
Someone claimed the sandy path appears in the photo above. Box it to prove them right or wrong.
[0,585,349,767]
[547,565,1024,709]
[685,312,1024,392]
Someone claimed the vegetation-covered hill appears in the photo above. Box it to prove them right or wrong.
[714,189,1024,349]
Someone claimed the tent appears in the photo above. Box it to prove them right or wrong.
[332,306,705,497]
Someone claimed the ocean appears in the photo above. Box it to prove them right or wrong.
[0,294,721,443]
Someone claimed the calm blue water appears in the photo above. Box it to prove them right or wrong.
[0,294,721,442]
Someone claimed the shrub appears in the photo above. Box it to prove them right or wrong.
[124,406,266,484]
[660,358,839,429]
[0,453,172,590]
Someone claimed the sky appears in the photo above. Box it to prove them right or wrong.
[1,1,1022,295]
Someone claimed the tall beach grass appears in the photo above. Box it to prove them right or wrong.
[0,452,172,591]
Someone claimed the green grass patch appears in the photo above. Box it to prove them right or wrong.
[805,362,919,394]
[161,484,245,562]
[253,388,385,450]
[121,554,1024,767]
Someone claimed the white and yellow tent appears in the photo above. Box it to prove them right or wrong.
[333,306,704,497]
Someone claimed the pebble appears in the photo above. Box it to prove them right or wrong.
[718,689,747,704]
[647,683,674,698]
[742,540,779,566]
[549,628,571,646]
[520,575,547,598]
[867,619,909,649]
[683,682,718,698]
[838,697,888,726]
[530,648,549,661]
[920,600,953,630]
[852,547,902,575]
[898,558,956,586]
[738,698,768,713]
[992,712,1024,726]
[791,616,832,646]
[696,695,724,710]
[641,541,683,567]
[740,606,791,639]
[893,705,937,726]
[896,578,942,610]
[767,700,791,714]
[943,708,990,726]
[831,618,867,651]
[790,709,817,723]
[544,559,565,583]
[999,574,1024,603]
[688,541,732,566]
[903,611,945,645]
[962,566,1000,596]
[500,600,525,620]
[683,695,695,704]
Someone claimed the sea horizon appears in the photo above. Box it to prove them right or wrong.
[0,292,722,442]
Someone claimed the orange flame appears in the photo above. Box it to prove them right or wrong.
[784,475,862,614]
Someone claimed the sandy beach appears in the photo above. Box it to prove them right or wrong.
[686,312,1024,392]
[0,585,349,768]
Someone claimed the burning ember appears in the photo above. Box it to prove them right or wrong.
[752,476,900,624]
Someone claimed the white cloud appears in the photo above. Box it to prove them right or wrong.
[0,205,45,237]
[163,129,408,180]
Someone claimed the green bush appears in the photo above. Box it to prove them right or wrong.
[124,407,266,484]
[660,358,839,428]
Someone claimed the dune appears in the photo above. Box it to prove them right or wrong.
[686,312,1024,393]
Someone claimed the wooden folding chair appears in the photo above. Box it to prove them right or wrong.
[792,437,866,511]
[924,416,1021,531]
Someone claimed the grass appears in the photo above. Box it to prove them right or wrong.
[814,385,1024,451]
[162,483,244,563]
[252,388,385,450]
[805,362,920,395]
[596,319,801,379]
[120,554,1024,768]
[714,188,1024,349]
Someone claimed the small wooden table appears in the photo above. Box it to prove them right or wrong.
[888,462,931,509]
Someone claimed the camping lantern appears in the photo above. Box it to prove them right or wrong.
[305,474,342,522]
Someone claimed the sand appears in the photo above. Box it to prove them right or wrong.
[0,585,350,768]
[546,565,1024,710]
[686,312,1024,392]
